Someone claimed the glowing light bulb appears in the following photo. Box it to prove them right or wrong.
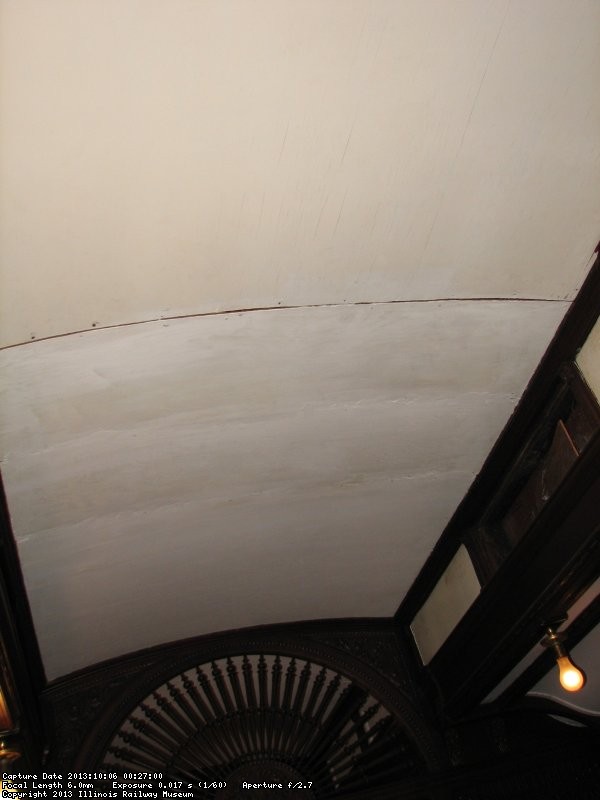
[557,655,585,692]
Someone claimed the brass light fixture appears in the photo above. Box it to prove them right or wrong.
[541,623,586,693]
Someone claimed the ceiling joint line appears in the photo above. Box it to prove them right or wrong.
[0,296,569,352]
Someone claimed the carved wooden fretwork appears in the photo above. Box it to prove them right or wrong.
[97,653,425,798]
[42,621,444,779]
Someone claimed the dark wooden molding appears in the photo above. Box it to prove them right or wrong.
[0,471,46,768]
[0,474,46,692]
[395,247,600,625]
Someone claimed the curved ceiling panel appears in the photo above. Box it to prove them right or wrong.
[1,301,567,678]
[1,0,599,346]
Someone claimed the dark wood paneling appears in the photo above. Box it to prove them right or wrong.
[0,475,46,692]
[0,472,46,768]
[428,431,600,716]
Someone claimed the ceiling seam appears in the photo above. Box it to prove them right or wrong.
[0,296,570,352]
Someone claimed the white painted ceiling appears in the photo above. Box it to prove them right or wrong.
[1,1,599,680]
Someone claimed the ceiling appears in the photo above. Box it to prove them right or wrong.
[1,0,599,681]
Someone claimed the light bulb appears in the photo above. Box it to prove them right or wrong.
[557,655,585,692]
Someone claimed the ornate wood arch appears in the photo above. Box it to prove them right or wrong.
[50,622,446,796]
